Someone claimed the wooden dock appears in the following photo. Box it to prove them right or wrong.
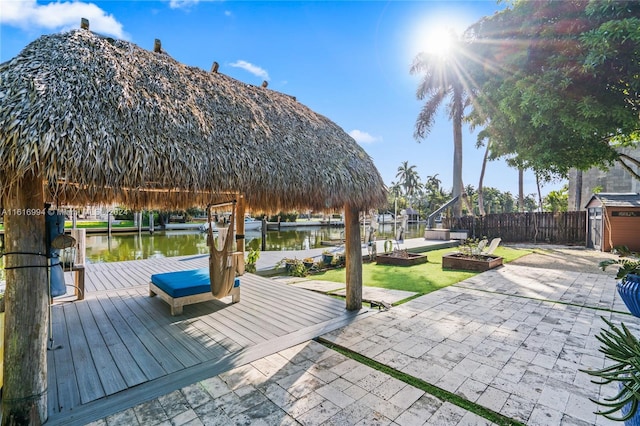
[44,255,369,425]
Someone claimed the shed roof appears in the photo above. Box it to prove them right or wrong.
[0,29,387,211]
[585,193,640,208]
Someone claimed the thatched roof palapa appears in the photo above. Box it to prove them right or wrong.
[0,28,386,211]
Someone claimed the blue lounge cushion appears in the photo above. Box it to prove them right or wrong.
[151,268,239,298]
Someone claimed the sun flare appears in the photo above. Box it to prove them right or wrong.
[421,25,457,58]
[408,11,471,61]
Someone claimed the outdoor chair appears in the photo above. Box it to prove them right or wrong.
[473,239,488,255]
[483,238,502,255]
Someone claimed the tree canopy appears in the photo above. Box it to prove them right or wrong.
[467,0,640,180]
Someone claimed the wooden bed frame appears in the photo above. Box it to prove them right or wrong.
[149,275,240,316]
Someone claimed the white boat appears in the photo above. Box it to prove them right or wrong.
[198,222,219,232]
[243,217,262,231]
[199,217,262,232]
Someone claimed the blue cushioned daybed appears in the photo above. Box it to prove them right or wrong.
[149,268,240,315]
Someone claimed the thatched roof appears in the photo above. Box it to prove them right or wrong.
[0,29,386,211]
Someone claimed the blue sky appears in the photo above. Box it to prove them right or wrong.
[0,0,566,198]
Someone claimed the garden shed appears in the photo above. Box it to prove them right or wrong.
[585,193,640,252]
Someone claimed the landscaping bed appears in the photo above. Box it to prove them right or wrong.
[442,252,503,272]
[376,252,428,266]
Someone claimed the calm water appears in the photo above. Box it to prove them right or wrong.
[0,223,426,265]
[83,223,426,263]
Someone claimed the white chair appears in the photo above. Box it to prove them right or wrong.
[483,238,502,255]
[473,239,488,255]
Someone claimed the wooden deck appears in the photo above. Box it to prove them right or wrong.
[44,255,368,425]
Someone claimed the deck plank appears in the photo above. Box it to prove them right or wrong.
[62,304,106,403]
[188,300,266,346]
[48,305,80,415]
[96,294,167,380]
[127,286,231,359]
[241,275,345,320]
[75,302,128,395]
[119,287,206,365]
[84,298,147,388]
[106,292,187,373]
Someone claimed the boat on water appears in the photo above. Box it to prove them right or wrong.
[243,217,262,230]
[199,217,262,233]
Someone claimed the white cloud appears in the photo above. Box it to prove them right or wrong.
[168,0,226,10]
[224,10,232,17]
[168,0,200,9]
[0,0,126,39]
[229,60,270,81]
[349,129,381,144]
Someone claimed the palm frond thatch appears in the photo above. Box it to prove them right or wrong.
[0,29,387,211]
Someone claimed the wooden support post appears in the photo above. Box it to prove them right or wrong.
[70,229,86,300]
[236,196,246,253]
[344,204,363,311]
[149,212,154,234]
[235,197,246,276]
[2,173,49,424]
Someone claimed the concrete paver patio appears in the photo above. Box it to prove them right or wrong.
[88,246,638,425]
[89,340,492,426]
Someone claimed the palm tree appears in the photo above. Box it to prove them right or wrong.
[396,161,420,201]
[411,31,475,218]
[388,180,403,199]
[424,174,442,196]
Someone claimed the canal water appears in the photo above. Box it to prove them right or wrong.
[0,223,427,265]
[83,223,427,263]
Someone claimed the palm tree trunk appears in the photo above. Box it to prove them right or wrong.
[452,91,463,218]
[518,167,524,212]
[574,170,583,211]
[536,173,543,212]
[478,140,490,216]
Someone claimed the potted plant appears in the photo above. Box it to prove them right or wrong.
[600,258,640,317]
[580,317,640,424]
[245,248,260,273]
[581,257,640,424]
[332,252,345,267]
[322,250,334,266]
[276,258,307,277]
[303,258,315,269]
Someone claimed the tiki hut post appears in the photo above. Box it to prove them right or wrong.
[236,195,246,253]
[344,204,363,310]
[2,172,49,424]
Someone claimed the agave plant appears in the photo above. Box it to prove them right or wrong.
[600,259,640,280]
[581,317,640,421]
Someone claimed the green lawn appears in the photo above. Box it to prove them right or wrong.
[313,246,533,295]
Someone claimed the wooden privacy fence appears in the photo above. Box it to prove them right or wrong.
[443,211,587,245]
